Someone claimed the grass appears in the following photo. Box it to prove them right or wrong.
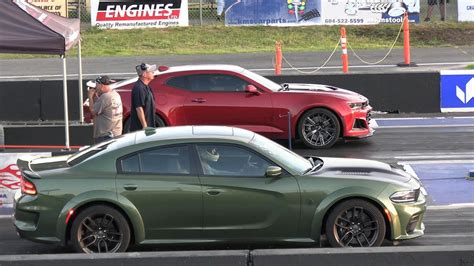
[1,22,473,59]
[467,64,474,69]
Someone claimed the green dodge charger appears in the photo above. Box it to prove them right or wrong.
[14,126,427,253]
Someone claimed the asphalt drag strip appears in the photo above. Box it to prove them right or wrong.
[371,116,474,128]
[405,163,474,206]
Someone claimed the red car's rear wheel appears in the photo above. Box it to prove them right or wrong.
[123,114,166,133]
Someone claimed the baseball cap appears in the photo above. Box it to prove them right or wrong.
[95,75,116,85]
[136,63,157,75]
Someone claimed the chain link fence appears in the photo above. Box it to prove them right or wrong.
[419,0,459,22]
[188,0,225,25]
[67,0,460,27]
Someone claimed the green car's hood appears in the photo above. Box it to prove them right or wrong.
[313,157,411,183]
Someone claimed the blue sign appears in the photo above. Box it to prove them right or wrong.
[224,0,322,26]
[440,70,474,112]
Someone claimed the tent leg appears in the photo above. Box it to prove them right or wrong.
[78,39,84,123]
[62,55,70,150]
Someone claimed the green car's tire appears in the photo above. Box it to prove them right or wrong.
[326,199,386,247]
[70,205,131,253]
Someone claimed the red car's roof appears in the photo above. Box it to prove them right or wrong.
[109,64,246,90]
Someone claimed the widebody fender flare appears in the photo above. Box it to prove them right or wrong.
[309,186,388,241]
[55,190,145,245]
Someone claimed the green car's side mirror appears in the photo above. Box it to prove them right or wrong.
[266,166,282,177]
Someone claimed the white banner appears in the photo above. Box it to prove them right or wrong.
[27,0,68,17]
[91,0,189,29]
[0,153,50,208]
[322,0,420,24]
[458,0,474,22]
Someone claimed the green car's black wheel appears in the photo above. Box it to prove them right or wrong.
[123,114,165,133]
[70,205,130,253]
[326,199,386,247]
[298,108,340,149]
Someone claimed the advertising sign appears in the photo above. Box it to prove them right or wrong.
[27,0,68,17]
[440,70,474,112]
[458,0,474,22]
[322,0,420,24]
[0,153,50,208]
[224,0,322,26]
[91,0,189,29]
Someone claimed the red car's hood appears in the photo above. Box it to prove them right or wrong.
[282,83,368,102]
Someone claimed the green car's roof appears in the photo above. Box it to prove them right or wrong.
[133,126,256,145]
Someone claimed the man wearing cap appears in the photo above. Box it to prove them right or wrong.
[87,76,123,144]
[130,63,157,132]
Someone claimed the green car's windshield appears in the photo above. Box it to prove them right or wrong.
[249,134,313,174]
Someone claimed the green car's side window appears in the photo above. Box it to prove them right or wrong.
[196,144,272,177]
[121,154,140,172]
[120,145,191,175]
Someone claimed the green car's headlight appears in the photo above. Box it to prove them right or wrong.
[390,189,419,203]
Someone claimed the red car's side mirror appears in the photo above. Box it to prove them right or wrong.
[245,85,261,95]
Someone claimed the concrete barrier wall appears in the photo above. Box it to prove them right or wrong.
[251,246,474,266]
[0,125,4,151]
[0,250,249,266]
[3,125,93,146]
[268,72,440,113]
[0,80,84,121]
[0,72,440,122]
[0,246,472,266]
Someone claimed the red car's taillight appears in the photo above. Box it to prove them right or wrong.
[21,176,37,195]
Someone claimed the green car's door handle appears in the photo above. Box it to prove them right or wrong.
[123,184,138,191]
[206,189,223,196]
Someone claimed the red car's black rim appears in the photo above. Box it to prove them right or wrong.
[78,214,123,253]
[333,206,380,247]
[302,113,337,147]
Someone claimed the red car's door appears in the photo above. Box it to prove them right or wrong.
[167,72,279,137]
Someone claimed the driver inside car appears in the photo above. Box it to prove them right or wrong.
[198,146,269,177]
[198,146,230,175]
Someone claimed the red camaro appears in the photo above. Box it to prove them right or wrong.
[84,65,373,148]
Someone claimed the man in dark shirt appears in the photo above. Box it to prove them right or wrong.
[130,63,157,132]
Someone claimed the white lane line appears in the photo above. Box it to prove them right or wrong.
[399,160,474,164]
[375,124,474,128]
[375,117,474,120]
[420,61,474,66]
[428,203,474,210]
[377,152,474,158]
[0,215,12,219]
[395,154,474,159]
[423,218,474,222]
[419,233,474,238]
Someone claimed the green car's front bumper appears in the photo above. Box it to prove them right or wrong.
[386,190,427,241]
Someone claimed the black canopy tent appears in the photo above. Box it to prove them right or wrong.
[0,0,82,149]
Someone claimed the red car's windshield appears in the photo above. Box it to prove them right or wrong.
[242,69,281,91]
